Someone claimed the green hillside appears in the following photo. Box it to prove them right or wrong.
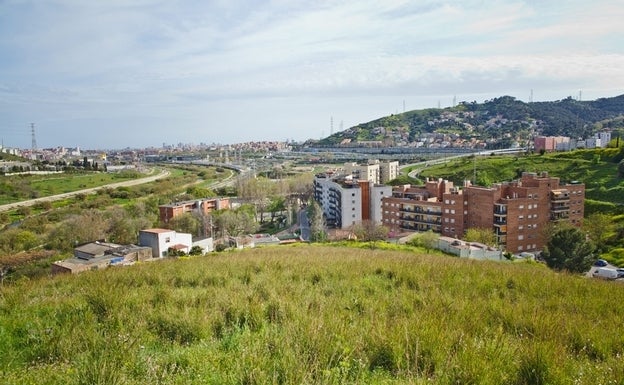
[419,148,624,210]
[1,245,624,384]
[315,94,624,147]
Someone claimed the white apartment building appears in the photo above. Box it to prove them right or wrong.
[313,174,391,229]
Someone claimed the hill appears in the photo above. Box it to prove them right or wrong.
[419,148,624,208]
[314,94,624,147]
[1,245,624,384]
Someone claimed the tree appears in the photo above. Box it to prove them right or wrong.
[618,159,624,178]
[464,227,497,247]
[352,220,389,248]
[0,228,40,254]
[267,196,286,223]
[167,213,200,236]
[409,230,439,253]
[541,227,595,273]
[583,213,616,253]
[212,206,258,238]
[307,201,327,242]
[46,209,109,251]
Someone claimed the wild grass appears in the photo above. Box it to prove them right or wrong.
[0,172,141,205]
[1,244,623,384]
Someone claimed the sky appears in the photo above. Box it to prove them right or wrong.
[1,0,623,150]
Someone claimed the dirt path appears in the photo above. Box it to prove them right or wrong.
[0,169,171,212]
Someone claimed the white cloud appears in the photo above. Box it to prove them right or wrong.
[0,0,622,148]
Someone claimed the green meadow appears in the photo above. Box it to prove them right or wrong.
[1,245,623,385]
[0,171,142,205]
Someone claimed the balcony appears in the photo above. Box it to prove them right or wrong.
[551,204,570,212]
[551,212,570,221]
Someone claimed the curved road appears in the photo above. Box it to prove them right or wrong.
[0,168,171,212]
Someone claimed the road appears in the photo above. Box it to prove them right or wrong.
[0,168,171,212]
[298,209,311,241]
[401,147,526,179]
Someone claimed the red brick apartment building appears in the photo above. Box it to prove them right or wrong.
[159,197,230,224]
[382,172,584,253]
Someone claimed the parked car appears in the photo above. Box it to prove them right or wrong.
[593,267,619,280]
[594,259,609,267]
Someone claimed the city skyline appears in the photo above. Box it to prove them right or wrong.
[1,1,623,149]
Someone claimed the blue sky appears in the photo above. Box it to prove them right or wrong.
[1,0,623,150]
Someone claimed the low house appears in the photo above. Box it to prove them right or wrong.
[138,228,209,258]
[437,236,503,261]
[52,242,152,274]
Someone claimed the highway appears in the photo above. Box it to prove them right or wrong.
[402,147,527,178]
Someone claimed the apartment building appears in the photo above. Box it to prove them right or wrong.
[342,160,399,184]
[382,172,584,253]
[159,197,230,224]
[313,173,392,229]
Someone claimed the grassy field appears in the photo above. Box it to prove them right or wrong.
[0,171,143,205]
[1,244,623,384]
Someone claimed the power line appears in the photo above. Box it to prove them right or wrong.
[31,123,37,151]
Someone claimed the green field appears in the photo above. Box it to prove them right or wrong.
[0,171,143,205]
[1,245,623,384]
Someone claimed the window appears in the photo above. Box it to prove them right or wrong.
[165,237,171,243]
[518,235,524,240]
[450,218,455,224]
[451,200,456,205]
[518,225,523,230]
[528,204,532,209]
[519,205,524,209]
[445,199,450,204]
[519,215,524,220]
[445,209,449,213]
[450,209,455,214]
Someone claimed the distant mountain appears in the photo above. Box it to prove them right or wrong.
[312,94,624,148]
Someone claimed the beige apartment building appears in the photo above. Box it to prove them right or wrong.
[382,172,584,253]
[342,160,399,184]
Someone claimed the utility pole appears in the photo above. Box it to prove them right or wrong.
[473,150,478,185]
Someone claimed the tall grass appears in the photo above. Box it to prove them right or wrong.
[1,245,623,384]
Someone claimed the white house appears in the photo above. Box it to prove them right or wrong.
[139,228,193,258]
